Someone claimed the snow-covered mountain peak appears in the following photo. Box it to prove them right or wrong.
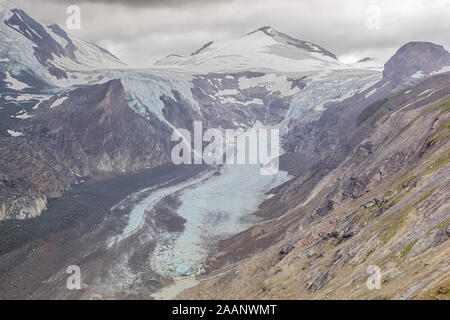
[0,3,126,90]
[155,26,347,73]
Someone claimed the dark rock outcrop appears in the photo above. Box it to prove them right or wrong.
[383,42,450,83]
[0,79,173,220]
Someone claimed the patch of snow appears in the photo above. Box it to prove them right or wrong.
[15,110,34,119]
[391,89,440,117]
[2,94,48,106]
[220,97,263,105]
[7,129,23,137]
[365,88,377,98]
[49,96,68,108]
[216,89,239,96]
[411,71,425,79]
[238,73,299,97]
[418,88,434,96]
[426,88,441,97]
[430,65,450,75]
[379,80,391,89]
[314,104,326,111]
[4,71,29,90]
[391,101,417,116]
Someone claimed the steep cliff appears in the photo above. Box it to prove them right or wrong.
[0,80,171,220]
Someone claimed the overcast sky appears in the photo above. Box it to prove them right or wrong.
[13,0,450,68]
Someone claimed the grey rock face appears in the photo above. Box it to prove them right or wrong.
[0,79,174,220]
[191,41,213,56]
[4,9,67,65]
[3,8,73,80]
[248,26,338,60]
[407,229,449,259]
[47,24,77,59]
[383,42,450,83]
[30,79,172,176]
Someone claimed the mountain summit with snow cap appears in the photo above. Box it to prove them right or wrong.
[0,0,125,90]
[155,26,346,72]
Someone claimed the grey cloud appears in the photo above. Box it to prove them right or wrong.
[43,0,229,8]
[13,0,450,67]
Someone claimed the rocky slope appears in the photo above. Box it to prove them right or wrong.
[181,51,450,300]
[282,41,450,176]
[182,74,450,300]
[0,79,172,220]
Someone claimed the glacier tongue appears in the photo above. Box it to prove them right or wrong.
[149,164,290,277]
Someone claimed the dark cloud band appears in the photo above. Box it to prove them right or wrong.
[45,0,228,8]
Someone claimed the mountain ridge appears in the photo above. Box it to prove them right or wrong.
[154,26,346,72]
[247,26,338,60]
[0,2,126,90]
